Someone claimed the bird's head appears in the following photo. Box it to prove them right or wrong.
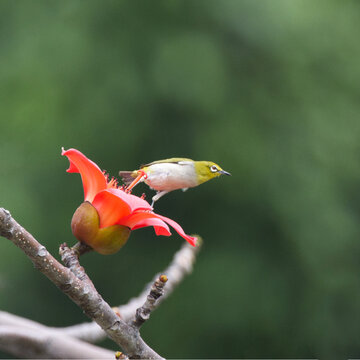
[194,161,231,184]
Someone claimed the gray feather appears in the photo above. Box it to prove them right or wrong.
[119,171,135,186]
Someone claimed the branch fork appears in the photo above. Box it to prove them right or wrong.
[0,207,202,359]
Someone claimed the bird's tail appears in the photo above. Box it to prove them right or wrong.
[119,171,137,186]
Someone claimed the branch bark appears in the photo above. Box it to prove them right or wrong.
[0,311,114,358]
[0,328,113,358]
[133,275,168,329]
[0,207,162,359]
[59,242,97,292]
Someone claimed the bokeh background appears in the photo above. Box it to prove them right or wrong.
[1,0,360,358]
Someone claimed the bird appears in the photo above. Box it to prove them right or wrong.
[119,158,231,206]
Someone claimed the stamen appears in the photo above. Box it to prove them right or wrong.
[107,177,118,189]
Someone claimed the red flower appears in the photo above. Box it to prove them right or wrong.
[62,148,196,254]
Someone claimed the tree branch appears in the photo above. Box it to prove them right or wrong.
[59,242,97,292]
[0,207,162,359]
[59,240,202,342]
[0,326,113,359]
[133,274,168,329]
[0,311,114,358]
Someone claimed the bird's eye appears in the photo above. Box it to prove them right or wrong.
[210,165,218,173]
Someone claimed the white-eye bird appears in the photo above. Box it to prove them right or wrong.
[119,158,231,205]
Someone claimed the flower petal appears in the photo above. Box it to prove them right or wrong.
[105,188,152,212]
[154,214,197,246]
[92,190,132,229]
[119,212,171,236]
[62,148,107,202]
[153,225,172,236]
[121,211,197,246]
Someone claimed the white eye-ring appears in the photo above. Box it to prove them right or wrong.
[210,165,218,173]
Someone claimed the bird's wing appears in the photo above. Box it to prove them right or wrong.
[141,158,194,168]
[119,171,136,185]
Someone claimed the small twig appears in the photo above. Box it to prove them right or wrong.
[59,242,97,292]
[72,241,93,256]
[0,207,162,359]
[133,275,168,328]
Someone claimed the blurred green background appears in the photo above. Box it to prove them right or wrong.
[1,0,360,358]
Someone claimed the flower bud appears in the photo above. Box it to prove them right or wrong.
[71,202,99,244]
[71,202,131,255]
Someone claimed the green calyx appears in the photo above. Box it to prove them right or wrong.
[71,201,131,255]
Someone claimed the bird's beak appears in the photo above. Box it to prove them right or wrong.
[219,170,231,176]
